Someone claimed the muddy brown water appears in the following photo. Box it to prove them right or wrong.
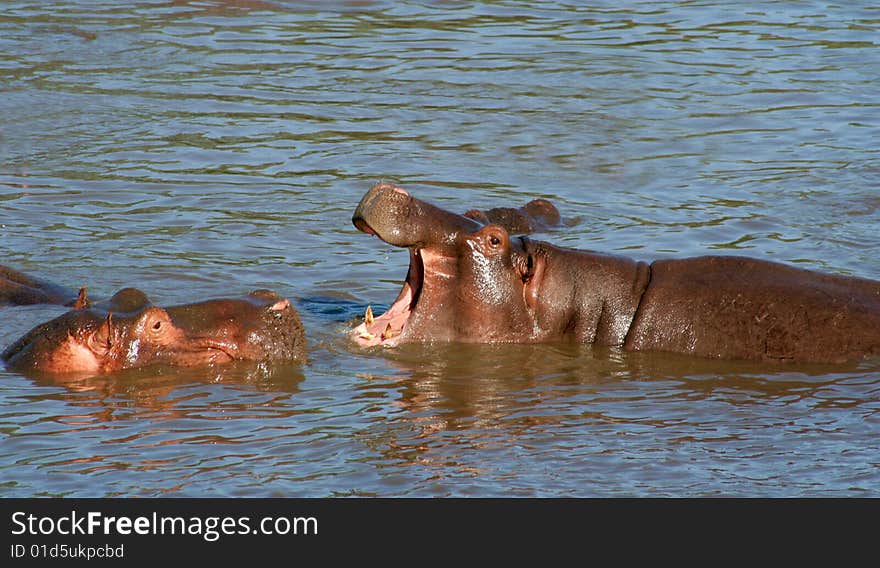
[1,1,878,496]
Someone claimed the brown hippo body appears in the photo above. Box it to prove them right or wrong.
[352,182,880,364]
[626,255,880,363]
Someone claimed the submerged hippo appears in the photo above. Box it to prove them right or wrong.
[0,265,84,307]
[1,267,305,375]
[351,182,880,364]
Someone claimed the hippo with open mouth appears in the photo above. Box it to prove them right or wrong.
[1,267,306,375]
[351,182,880,364]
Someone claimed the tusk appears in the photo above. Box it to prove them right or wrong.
[365,305,374,326]
[381,323,398,340]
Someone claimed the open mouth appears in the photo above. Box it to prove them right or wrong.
[351,248,424,347]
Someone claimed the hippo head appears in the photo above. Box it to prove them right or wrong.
[2,287,306,375]
[351,182,547,346]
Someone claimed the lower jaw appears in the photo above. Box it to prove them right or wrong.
[351,289,414,348]
[353,248,428,348]
[351,319,406,347]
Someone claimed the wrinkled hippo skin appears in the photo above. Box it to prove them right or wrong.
[352,182,880,364]
[1,267,306,375]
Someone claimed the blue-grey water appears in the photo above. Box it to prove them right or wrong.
[1,0,878,496]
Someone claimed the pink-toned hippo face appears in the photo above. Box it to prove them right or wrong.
[2,289,305,375]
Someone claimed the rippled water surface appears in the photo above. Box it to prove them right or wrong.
[1,0,879,496]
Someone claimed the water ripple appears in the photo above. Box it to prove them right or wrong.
[1,0,878,497]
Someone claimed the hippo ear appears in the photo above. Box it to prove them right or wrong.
[73,287,90,309]
[463,209,490,225]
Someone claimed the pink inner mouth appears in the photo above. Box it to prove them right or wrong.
[352,248,423,347]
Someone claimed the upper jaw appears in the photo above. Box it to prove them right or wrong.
[352,182,482,249]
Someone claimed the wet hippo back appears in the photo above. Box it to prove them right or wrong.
[625,256,880,363]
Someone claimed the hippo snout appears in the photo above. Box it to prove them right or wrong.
[352,182,413,241]
[353,182,481,248]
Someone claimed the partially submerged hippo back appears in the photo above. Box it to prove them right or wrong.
[2,287,306,375]
[624,256,880,363]
[1,265,82,306]
[351,182,880,364]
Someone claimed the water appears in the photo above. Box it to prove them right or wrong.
[1,0,878,496]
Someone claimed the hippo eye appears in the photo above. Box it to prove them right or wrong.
[489,236,501,246]
[152,321,162,331]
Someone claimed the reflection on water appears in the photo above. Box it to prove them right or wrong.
[351,344,880,496]
[1,1,879,496]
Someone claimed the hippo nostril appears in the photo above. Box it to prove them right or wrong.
[371,181,408,196]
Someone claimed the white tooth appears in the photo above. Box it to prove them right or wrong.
[365,305,374,326]
[359,331,375,341]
